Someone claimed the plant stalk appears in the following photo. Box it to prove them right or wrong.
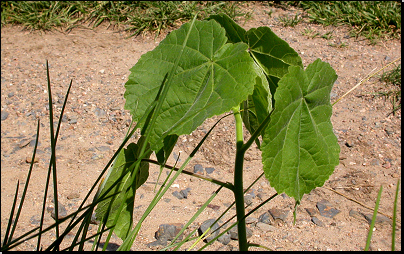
[232,106,248,251]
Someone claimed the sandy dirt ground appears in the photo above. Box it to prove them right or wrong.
[1,2,401,251]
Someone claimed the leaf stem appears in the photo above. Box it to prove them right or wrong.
[232,105,248,251]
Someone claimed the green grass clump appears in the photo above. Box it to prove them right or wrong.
[278,13,302,27]
[269,1,401,42]
[1,1,248,37]
[378,64,401,115]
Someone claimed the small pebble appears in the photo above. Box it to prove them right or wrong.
[258,212,272,224]
[268,208,289,222]
[172,191,184,199]
[1,110,9,121]
[49,201,67,220]
[155,223,183,241]
[244,194,254,206]
[193,164,204,174]
[205,167,215,174]
[198,219,221,243]
[311,216,325,227]
[245,217,258,225]
[217,232,231,245]
[67,192,80,200]
[363,214,391,226]
[316,199,340,218]
[305,207,318,216]
[207,204,220,211]
[349,209,364,220]
[229,226,253,240]
[256,222,276,232]
[180,188,191,199]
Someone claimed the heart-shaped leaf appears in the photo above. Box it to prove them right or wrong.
[124,19,257,151]
[261,59,340,202]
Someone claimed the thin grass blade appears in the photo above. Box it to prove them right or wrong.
[392,179,400,251]
[6,119,41,246]
[364,185,383,251]
[1,180,20,248]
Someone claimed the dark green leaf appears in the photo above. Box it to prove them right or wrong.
[261,59,339,202]
[95,136,152,240]
[124,19,257,151]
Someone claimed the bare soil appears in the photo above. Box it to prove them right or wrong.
[1,2,401,251]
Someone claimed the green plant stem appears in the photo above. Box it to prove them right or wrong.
[232,105,248,251]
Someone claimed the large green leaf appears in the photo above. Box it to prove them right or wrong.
[124,19,257,151]
[208,14,302,140]
[95,136,152,240]
[261,59,339,202]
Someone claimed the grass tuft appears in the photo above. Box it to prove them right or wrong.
[1,1,248,37]
[378,64,401,115]
[268,1,401,42]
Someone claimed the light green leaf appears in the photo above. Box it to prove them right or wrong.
[95,136,152,240]
[261,59,339,202]
[124,19,257,151]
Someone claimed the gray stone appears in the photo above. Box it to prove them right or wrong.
[217,232,231,245]
[229,226,253,240]
[198,219,221,243]
[29,139,40,147]
[180,188,191,199]
[244,194,254,206]
[256,222,276,232]
[305,207,318,217]
[349,209,364,220]
[67,192,80,200]
[147,238,168,249]
[155,223,183,241]
[193,164,204,174]
[172,191,184,199]
[245,216,258,225]
[258,212,272,224]
[268,208,289,222]
[205,167,215,174]
[1,110,9,121]
[311,216,325,227]
[363,214,391,226]
[316,199,340,218]
[49,201,67,220]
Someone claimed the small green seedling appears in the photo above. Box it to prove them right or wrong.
[95,13,340,251]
